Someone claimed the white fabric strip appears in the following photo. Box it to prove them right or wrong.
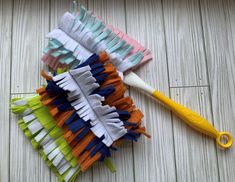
[56,12,142,72]
[12,97,79,180]
[47,28,92,63]
[43,140,57,155]
[53,66,127,147]
[40,135,51,147]
[35,129,47,143]
[58,162,71,175]
[64,166,79,182]
[27,119,43,134]
[22,108,33,116]
[57,159,67,169]
[48,147,60,160]
[23,113,36,123]
[14,98,28,106]
[52,152,64,167]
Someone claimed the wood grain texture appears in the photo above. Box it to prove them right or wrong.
[49,1,91,182]
[163,0,208,87]
[88,1,135,182]
[171,87,219,182]
[125,0,176,181]
[1,0,234,181]
[49,0,72,180]
[0,0,12,181]
[50,0,87,29]
[200,0,235,181]
[10,94,50,182]
[11,0,49,93]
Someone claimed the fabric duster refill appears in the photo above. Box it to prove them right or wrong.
[11,3,233,182]
[42,5,233,149]
[11,52,150,182]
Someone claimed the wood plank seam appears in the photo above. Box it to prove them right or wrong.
[170,85,209,89]
[8,0,14,180]
[198,0,221,179]
[123,1,136,181]
[160,0,178,181]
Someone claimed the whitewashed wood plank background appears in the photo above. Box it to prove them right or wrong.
[0,0,234,182]
[0,0,12,181]
[126,1,176,182]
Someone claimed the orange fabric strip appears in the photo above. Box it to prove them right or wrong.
[36,87,46,94]
[81,152,101,172]
[72,133,96,157]
[41,70,53,80]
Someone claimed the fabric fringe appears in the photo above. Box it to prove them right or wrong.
[11,96,80,182]
[42,6,152,72]
[37,53,150,172]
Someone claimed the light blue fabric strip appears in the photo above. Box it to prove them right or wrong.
[108,40,126,53]
[118,45,134,59]
[93,23,105,38]
[90,19,102,32]
[51,50,61,57]
[104,32,116,45]
[106,36,119,49]
[78,6,86,21]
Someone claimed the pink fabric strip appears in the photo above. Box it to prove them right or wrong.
[42,50,66,70]
[43,10,152,71]
[91,11,152,65]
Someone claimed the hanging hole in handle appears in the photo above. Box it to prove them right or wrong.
[216,132,233,149]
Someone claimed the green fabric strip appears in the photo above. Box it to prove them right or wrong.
[11,95,117,180]
[11,96,80,181]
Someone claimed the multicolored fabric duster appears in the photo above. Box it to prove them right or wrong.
[11,6,151,182]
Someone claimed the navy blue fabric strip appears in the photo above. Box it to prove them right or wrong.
[101,146,111,157]
[64,111,78,125]
[99,147,111,161]
[86,137,100,151]
[90,63,105,75]
[122,134,138,142]
[116,110,131,120]
[52,72,57,77]
[91,66,105,76]
[90,63,103,70]
[99,153,106,162]
[95,85,115,97]
[68,118,86,133]
[95,73,107,85]
[128,130,140,138]
[90,142,104,157]
[76,54,99,68]
[51,95,73,111]
[123,121,138,127]
[57,102,72,111]
[53,97,68,105]
[46,81,67,96]
[86,135,104,151]
[122,130,141,142]
[75,126,91,142]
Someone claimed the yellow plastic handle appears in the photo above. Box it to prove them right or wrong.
[152,90,233,149]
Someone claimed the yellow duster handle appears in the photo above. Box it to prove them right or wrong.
[124,71,233,149]
[152,90,233,149]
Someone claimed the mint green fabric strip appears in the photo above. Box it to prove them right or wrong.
[127,52,144,67]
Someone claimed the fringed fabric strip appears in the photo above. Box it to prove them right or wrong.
[38,53,150,171]
[43,6,152,72]
[11,96,80,182]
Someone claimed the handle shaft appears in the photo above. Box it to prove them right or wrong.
[152,90,233,149]
[123,71,233,149]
